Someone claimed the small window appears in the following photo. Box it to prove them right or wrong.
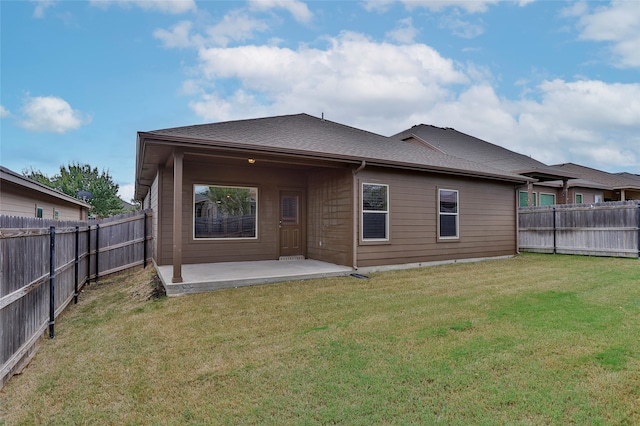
[575,194,583,204]
[194,185,257,239]
[438,189,459,239]
[595,194,603,203]
[53,209,60,220]
[36,207,43,218]
[539,193,556,206]
[519,191,537,207]
[362,183,389,241]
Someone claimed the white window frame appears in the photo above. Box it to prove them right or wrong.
[575,193,583,204]
[438,188,459,240]
[36,206,44,218]
[361,182,389,242]
[193,184,258,240]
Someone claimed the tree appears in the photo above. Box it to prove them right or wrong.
[23,162,125,218]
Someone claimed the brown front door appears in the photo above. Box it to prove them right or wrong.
[279,191,304,258]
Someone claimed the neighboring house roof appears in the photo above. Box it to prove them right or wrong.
[0,165,92,209]
[393,125,577,182]
[535,178,611,191]
[136,114,529,198]
[552,163,640,191]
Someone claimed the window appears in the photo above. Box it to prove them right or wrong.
[194,185,257,239]
[36,207,43,218]
[438,189,459,239]
[519,191,537,207]
[575,193,583,204]
[539,193,556,206]
[595,194,603,203]
[53,210,60,220]
[362,183,388,241]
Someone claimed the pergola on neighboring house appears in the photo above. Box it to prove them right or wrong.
[391,125,618,207]
[135,113,532,286]
[552,163,640,202]
[0,166,91,220]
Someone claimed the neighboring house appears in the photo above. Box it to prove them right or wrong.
[391,125,609,207]
[552,163,640,202]
[135,113,530,283]
[0,166,91,220]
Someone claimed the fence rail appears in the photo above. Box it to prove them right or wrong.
[519,201,640,258]
[0,210,153,388]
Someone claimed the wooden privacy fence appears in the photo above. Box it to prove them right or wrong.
[519,201,640,258]
[0,210,153,388]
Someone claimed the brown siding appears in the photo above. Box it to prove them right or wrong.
[149,171,160,263]
[356,167,517,268]
[157,158,307,265]
[568,187,604,204]
[307,168,353,266]
[0,182,85,220]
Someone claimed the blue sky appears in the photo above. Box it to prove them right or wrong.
[1,0,639,202]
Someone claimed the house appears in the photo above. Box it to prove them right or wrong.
[0,166,90,220]
[552,163,640,202]
[392,125,611,207]
[135,113,531,289]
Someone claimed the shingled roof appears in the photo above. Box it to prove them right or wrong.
[552,163,640,190]
[393,124,575,181]
[138,113,529,183]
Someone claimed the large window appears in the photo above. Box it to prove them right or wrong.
[194,185,257,239]
[438,189,459,239]
[539,193,556,206]
[362,183,388,241]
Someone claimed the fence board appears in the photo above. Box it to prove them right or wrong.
[519,201,640,258]
[0,210,153,388]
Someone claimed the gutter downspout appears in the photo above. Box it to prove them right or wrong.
[352,161,366,270]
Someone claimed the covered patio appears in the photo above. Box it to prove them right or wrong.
[156,259,354,296]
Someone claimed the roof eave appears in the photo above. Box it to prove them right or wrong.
[137,134,531,184]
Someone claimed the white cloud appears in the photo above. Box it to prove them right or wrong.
[189,31,468,129]
[572,1,640,68]
[154,11,269,49]
[32,0,55,18]
[154,20,196,48]
[18,96,91,133]
[0,105,10,118]
[386,17,419,44]
[401,0,500,14]
[205,10,269,47]
[439,12,484,38]
[161,21,639,173]
[118,183,135,203]
[90,0,196,14]
[248,0,313,23]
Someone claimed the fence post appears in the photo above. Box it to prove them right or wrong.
[637,203,640,259]
[553,207,557,255]
[95,223,100,283]
[87,224,91,285]
[74,226,79,304]
[143,212,148,268]
[49,226,56,339]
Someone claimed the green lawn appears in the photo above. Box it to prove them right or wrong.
[1,253,639,425]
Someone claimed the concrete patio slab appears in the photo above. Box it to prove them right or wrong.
[156,259,354,296]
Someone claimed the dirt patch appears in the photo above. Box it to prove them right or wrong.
[127,267,166,301]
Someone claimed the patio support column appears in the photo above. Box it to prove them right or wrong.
[562,179,569,204]
[527,181,534,207]
[172,149,184,283]
[621,189,626,201]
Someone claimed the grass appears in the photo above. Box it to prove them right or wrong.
[1,253,639,425]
